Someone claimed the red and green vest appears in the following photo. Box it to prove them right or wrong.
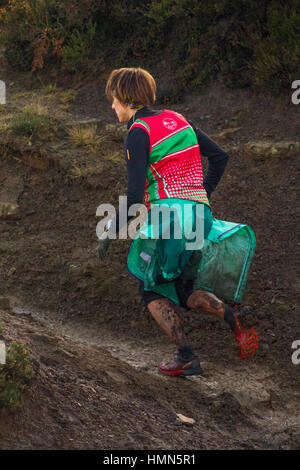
[129,110,210,209]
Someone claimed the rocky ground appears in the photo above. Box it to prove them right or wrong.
[0,72,299,449]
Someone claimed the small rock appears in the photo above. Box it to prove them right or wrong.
[175,413,195,426]
[246,141,300,157]
[0,202,20,219]
[135,363,149,371]
[105,369,130,384]
[0,340,6,365]
[7,267,16,276]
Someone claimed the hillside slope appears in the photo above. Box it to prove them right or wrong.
[0,77,299,449]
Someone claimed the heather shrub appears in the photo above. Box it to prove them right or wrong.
[0,0,298,95]
[0,0,98,72]
[251,2,300,94]
[10,105,51,138]
[0,341,34,411]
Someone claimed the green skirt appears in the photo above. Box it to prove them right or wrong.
[127,199,256,305]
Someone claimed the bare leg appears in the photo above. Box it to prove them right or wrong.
[147,298,189,349]
[186,289,259,360]
[147,297,202,375]
[186,289,235,330]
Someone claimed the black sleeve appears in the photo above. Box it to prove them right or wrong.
[114,127,149,234]
[188,120,229,199]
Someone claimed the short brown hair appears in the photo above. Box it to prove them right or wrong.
[105,67,156,109]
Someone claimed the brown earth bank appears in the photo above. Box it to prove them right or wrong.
[0,78,299,450]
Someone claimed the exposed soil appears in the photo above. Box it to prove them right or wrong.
[0,75,299,450]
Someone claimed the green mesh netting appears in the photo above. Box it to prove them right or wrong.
[127,200,256,305]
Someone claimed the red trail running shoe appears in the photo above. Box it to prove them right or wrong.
[234,310,259,359]
[158,355,202,377]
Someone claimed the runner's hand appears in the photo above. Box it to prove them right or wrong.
[97,233,112,262]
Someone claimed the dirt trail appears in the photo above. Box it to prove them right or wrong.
[0,81,299,449]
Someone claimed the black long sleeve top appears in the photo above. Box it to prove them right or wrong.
[113,107,229,233]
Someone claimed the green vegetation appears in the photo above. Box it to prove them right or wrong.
[9,105,51,138]
[0,341,34,411]
[60,20,96,72]
[0,0,299,97]
[252,4,300,93]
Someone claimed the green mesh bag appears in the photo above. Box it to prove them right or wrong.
[181,220,256,303]
[127,200,256,305]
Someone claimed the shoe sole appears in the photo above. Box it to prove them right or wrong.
[158,366,203,377]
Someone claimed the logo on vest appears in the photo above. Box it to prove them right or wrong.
[163,118,177,130]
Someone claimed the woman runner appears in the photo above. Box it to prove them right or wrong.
[98,67,258,376]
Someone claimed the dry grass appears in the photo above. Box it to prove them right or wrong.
[68,161,104,179]
[13,92,34,101]
[58,89,77,104]
[43,84,59,95]
[12,87,74,118]
[105,151,122,161]
[0,122,9,132]
[9,100,53,140]
[69,164,85,179]
[66,124,104,152]
[24,102,49,116]
[45,88,77,104]
[0,104,13,131]
[60,103,71,111]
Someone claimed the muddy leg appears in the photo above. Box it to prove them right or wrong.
[186,289,235,330]
[147,298,197,361]
[147,298,189,349]
[147,298,202,374]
